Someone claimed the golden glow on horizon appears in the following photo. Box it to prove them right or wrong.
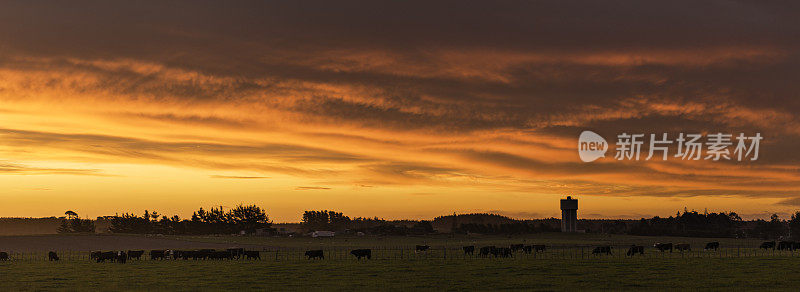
[1,2,799,221]
[1,75,798,221]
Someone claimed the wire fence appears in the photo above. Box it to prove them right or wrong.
[3,244,800,262]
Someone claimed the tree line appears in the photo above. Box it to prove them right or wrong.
[59,204,270,235]
[300,210,434,235]
[618,210,800,239]
[56,207,800,239]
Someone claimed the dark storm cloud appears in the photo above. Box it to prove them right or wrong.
[0,0,797,202]
[2,0,798,134]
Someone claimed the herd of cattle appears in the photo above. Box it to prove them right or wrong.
[595,242,719,256]
[86,248,261,263]
[594,240,800,256]
[0,240,798,262]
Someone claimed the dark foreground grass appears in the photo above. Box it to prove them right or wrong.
[0,256,798,291]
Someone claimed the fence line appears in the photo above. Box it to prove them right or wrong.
[1,244,798,262]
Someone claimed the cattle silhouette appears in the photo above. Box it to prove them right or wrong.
[95,251,116,263]
[243,251,260,260]
[116,251,127,264]
[90,251,101,261]
[462,246,475,255]
[350,249,371,260]
[127,250,144,260]
[499,248,513,258]
[626,245,644,256]
[48,251,59,261]
[150,250,166,260]
[227,248,245,259]
[478,246,495,257]
[305,250,324,259]
[777,241,797,251]
[704,242,719,251]
[654,243,673,252]
[592,246,612,255]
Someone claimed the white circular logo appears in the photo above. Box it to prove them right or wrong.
[578,131,608,162]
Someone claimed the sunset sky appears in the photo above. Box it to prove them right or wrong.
[1,1,798,222]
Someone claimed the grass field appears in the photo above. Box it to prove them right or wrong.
[2,257,800,291]
[171,232,768,250]
[0,233,797,290]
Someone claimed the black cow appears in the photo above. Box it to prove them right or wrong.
[510,244,525,252]
[532,245,546,252]
[592,246,612,255]
[704,242,720,251]
[182,250,202,260]
[351,249,372,260]
[778,241,796,251]
[177,249,204,260]
[462,246,475,255]
[150,249,167,260]
[150,250,166,260]
[227,248,245,259]
[116,251,127,264]
[305,250,324,259]
[626,245,644,256]
[209,251,232,260]
[760,241,776,250]
[96,251,117,263]
[478,246,495,257]
[675,244,691,252]
[243,251,260,260]
[90,251,101,260]
[48,251,59,261]
[488,247,511,258]
[654,243,673,252]
[196,249,216,260]
[415,245,430,253]
[521,245,533,254]
[0,252,8,261]
[127,250,144,260]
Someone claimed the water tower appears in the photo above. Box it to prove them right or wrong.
[560,196,578,232]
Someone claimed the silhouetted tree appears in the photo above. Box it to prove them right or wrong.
[630,210,742,237]
[790,212,800,239]
[751,214,787,239]
[228,204,270,233]
[302,210,351,232]
[108,204,272,235]
[58,212,95,233]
